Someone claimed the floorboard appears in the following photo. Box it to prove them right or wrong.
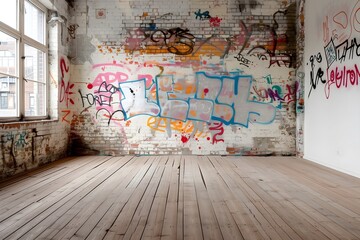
[0,156,360,239]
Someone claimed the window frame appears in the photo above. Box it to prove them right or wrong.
[0,0,49,122]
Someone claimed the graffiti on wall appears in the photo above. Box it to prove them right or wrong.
[77,62,278,133]
[125,27,195,55]
[323,1,360,45]
[325,37,360,95]
[59,58,74,107]
[59,57,74,124]
[233,10,295,68]
[234,53,252,67]
[194,9,211,20]
[253,80,300,109]
[307,52,326,98]
[61,110,72,124]
[308,1,360,99]
[191,34,232,60]
[69,2,298,154]
[209,17,223,28]
[1,131,34,170]
[147,117,207,138]
[120,6,296,64]
[78,63,129,124]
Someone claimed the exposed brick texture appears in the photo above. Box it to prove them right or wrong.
[0,0,71,179]
[68,0,299,156]
[1,0,302,179]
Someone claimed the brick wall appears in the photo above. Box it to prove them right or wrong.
[0,0,71,179]
[0,121,69,178]
[68,0,299,156]
[295,0,305,157]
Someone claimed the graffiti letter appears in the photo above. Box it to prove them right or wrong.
[119,79,160,119]
[156,75,189,121]
[232,76,276,126]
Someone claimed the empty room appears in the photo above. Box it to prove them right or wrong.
[0,0,360,239]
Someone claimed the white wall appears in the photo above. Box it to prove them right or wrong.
[304,0,360,177]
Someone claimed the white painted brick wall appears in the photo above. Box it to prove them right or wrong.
[66,0,298,156]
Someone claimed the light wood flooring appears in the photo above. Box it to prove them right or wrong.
[1,155,360,240]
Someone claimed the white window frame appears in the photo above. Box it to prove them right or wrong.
[0,0,48,122]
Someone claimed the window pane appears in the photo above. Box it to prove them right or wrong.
[0,74,18,117]
[25,0,45,44]
[0,31,17,76]
[0,0,17,29]
[24,45,45,82]
[25,81,46,116]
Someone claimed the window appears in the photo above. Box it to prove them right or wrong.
[0,93,9,109]
[0,0,47,120]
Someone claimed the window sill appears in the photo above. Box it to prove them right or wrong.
[0,119,59,128]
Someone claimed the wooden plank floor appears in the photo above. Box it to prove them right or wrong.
[1,156,360,240]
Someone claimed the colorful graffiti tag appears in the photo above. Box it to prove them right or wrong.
[79,64,277,129]
[59,58,74,107]
[308,1,360,99]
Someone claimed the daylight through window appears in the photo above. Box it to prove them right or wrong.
[0,0,47,120]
